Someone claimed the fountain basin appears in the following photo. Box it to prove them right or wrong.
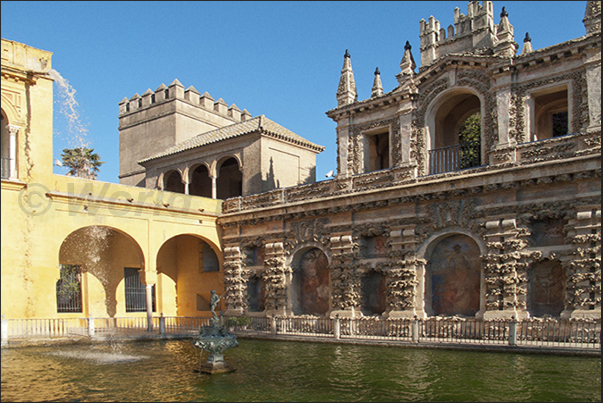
[194,322,238,374]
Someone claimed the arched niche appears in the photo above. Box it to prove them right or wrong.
[290,247,330,316]
[424,233,482,317]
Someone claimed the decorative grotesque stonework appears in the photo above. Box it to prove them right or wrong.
[564,210,602,312]
[263,257,289,312]
[386,260,421,311]
[511,71,588,143]
[482,219,539,314]
[218,2,600,322]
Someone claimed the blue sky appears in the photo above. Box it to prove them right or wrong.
[1,1,588,183]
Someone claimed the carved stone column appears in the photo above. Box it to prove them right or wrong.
[7,124,19,180]
[482,218,536,320]
[223,246,247,316]
[385,225,422,318]
[329,235,361,318]
[263,242,289,316]
[210,175,217,199]
[139,269,157,331]
[562,209,601,319]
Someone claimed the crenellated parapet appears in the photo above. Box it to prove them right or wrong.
[420,1,512,68]
[118,79,252,123]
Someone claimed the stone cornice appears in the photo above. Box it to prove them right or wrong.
[1,65,46,85]
[326,89,416,120]
[218,153,600,226]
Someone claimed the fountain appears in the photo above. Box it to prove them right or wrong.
[194,290,238,374]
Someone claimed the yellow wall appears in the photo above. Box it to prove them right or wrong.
[1,38,224,320]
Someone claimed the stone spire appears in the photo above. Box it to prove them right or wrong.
[494,6,517,57]
[336,49,357,107]
[583,0,601,35]
[396,41,416,87]
[521,32,533,55]
[371,67,384,98]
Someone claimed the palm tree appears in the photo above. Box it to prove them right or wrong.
[60,147,105,179]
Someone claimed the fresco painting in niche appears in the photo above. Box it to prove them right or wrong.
[293,248,329,315]
[530,260,565,317]
[361,271,387,315]
[430,235,481,316]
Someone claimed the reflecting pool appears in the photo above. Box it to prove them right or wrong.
[1,338,600,402]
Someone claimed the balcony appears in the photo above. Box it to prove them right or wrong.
[428,141,481,175]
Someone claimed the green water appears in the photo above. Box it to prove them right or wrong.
[1,338,600,402]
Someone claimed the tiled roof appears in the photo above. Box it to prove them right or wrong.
[139,115,324,163]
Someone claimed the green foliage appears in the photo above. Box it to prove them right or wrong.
[225,316,252,328]
[458,113,481,144]
[56,264,81,299]
[458,113,481,169]
[60,147,105,179]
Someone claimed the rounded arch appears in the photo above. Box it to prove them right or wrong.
[58,225,145,317]
[1,94,22,125]
[287,242,333,268]
[289,245,330,316]
[163,169,184,193]
[418,227,487,259]
[155,233,223,317]
[424,86,485,174]
[419,229,484,317]
[214,154,242,173]
[216,156,243,199]
[188,161,212,197]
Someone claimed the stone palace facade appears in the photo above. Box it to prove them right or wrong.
[216,1,601,320]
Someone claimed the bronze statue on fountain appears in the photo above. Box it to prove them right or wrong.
[194,290,238,374]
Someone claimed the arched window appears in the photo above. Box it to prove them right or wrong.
[217,157,242,199]
[1,111,16,179]
[164,170,184,193]
[189,164,212,197]
[427,91,482,174]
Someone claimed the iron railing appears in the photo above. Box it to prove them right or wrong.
[2,315,600,351]
[428,141,481,174]
[56,265,83,313]
[123,268,155,313]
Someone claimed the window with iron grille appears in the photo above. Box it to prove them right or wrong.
[56,264,83,313]
[124,267,156,312]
